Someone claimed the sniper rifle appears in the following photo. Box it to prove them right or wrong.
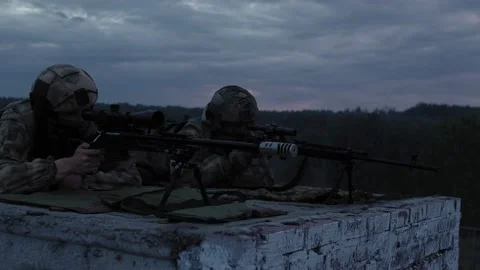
[87,131,439,207]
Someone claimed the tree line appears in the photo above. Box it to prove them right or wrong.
[0,97,477,226]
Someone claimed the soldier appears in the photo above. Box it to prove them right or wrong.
[0,64,142,193]
[174,85,275,188]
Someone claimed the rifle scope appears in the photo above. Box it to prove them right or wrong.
[82,108,165,129]
[248,124,297,137]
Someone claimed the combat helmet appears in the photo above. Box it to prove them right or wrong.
[202,85,259,130]
[29,64,100,138]
[30,64,98,114]
[26,64,100,158]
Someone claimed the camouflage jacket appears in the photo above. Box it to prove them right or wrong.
[175,117,275,188]
[0,99,142,194]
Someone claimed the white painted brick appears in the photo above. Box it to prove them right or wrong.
[390,227,419,252]
[341,216,368,240]
[327,244,357,269]
[0,196,462,270]
[366,212,391,236]
[311,241,338,256]
[0,232,177,270]
[423,235,440,257]
[254,224,304,267]
[194,234,257,268]
[390,208,410,229]
[393,217,439,246]
[178,247,201,270]
[355,231,390,262]
[390,244,424,270]
[408,244,426,264]
[455,198,461,214]
[260,255,287,270]
[257,253,287,270]
[452,231,459,249]
[364,260,377,270]
[439,231,453,251]
[0,233,90,270]
[304,218,341,250]
[418,254,443,270]
[440,198,459,216]
[416,217,442,239]
[286,249,329,270]
[409,203,428,224]
[255,224,305,254]
[352,260,369,270]
[425,258,443,270]
[286,250,308,270]
[441,249,459,269]
[85,247,177,270]
[376,260,392,270]
[426,201,443,219]
[436,213,460,233]
[306,251,330,270]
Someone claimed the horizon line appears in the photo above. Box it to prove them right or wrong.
[0,95,477,113]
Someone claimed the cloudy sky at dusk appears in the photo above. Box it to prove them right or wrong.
[0,0,478,111]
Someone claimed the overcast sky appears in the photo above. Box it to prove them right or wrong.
[0,0,478,111]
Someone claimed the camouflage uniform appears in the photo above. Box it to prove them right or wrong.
[129,149,170,186]
[175,85,275,188]
[0,64,142,194]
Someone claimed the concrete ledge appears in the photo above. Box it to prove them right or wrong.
[0,196,460,270]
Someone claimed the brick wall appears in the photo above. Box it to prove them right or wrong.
[0,196,460,270]
[178,196,461,270]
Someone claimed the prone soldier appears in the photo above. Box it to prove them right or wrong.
[174,85,275,188]
[0,64,142,193]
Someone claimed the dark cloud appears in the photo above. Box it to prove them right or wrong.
[0,0,478,111]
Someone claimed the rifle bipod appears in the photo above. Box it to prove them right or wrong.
[326,159,355,204]
[158,164,210,211]
[346,159,354,204]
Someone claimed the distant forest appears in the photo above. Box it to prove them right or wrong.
[0,97,477,226]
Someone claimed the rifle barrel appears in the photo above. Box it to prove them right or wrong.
[299,142,368,156]
[249,124,297,136]
[298,146,438,172]
[354,155,438,171]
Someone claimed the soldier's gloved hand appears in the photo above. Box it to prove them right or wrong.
[54,142,104,181]
[228,150,257,173]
